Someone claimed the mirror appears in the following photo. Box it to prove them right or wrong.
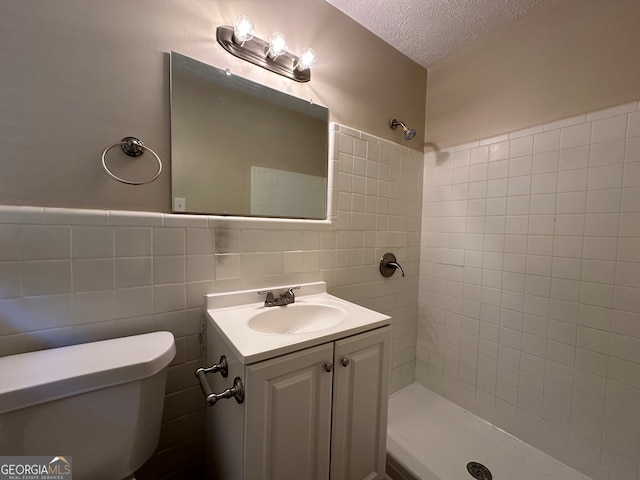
[170,52,329,219]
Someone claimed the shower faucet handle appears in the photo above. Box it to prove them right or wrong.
[387,261,405,277]
[379,252,405,278]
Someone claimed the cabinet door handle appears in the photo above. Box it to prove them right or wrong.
[324,362,333,372]
[341,357,350,367]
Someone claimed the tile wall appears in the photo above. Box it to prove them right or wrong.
[250,166,327,218]
[418,100,640,480]
[0,124,422,479]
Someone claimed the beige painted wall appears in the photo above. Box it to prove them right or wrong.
[426,0,640,148]
[0,0,426,212]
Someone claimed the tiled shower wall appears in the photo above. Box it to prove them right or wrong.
[0,124,421,479]
[418,101,640,480]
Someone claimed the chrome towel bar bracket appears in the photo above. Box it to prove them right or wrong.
[196,355,229,378]
[101,136,163,185]
[195,356,245,406]
[196,372,245,407]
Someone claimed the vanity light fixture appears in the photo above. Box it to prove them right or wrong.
[217,15,316,82]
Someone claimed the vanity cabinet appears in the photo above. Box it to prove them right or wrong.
[205,325,391,480]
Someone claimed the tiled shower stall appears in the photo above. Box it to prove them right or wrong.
[418,100,640,480]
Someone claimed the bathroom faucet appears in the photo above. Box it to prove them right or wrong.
[258,286,301,307]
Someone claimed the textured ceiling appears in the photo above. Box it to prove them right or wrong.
[324,0,553,68]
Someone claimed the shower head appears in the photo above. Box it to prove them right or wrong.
[389,119,416,141]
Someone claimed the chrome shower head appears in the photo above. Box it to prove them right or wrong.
[389,119,416,141]
[404,128,417,141]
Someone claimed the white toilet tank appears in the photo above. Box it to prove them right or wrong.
[0,331,176,480]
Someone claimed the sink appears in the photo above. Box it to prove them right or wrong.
[205,282,391,363]
[248,303,348,335]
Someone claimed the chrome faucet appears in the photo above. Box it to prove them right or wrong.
[258,286,301,307]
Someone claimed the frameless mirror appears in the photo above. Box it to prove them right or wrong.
[170,52,329,219]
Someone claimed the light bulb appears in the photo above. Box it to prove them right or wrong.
[232,15,254,45]
[296,47,317,71]
[267,32,287,59]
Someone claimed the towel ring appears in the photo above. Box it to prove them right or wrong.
[101,137,163,185]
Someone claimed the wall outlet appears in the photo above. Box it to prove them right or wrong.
[174,197,186,212]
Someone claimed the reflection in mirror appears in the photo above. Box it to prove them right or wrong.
[170,52,329,219]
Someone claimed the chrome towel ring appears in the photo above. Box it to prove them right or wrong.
[101,136,163,185]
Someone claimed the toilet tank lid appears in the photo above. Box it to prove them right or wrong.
[0,331,176,414]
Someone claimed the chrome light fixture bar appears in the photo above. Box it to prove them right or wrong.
[216,22,315,83]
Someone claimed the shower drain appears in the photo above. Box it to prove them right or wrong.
[466,461,492,480]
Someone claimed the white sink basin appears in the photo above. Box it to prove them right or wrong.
[247,303,348,334]
[205,282,391,363]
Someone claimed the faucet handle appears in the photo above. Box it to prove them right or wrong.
[380,253,405,278]
[387,262,405,277]
[280,286,301,305]
[285,285,301,298]
[257,290,275,306]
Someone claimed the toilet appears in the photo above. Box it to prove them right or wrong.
[0,331,176,480]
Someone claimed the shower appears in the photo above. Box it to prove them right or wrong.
[389,119,416,141]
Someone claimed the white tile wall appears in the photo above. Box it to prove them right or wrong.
[0,124,422,479]
[419,100,640,480]
[250,166,327,218]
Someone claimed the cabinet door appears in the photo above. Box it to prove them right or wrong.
[245,343,334,480]
[330,326,391,480]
